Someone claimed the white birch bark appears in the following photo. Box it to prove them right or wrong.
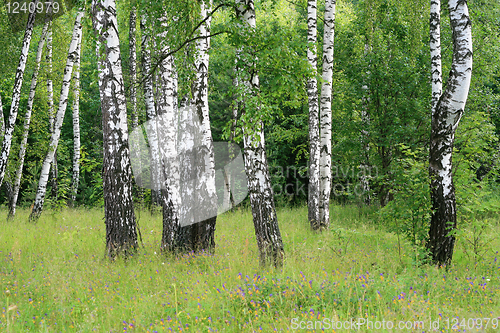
[46,22,58,199]
[190,0,218,251]
[70,25,82,205]
[235,0,284,267]
[140,16,163,207]
[46,23,54,130]
[306,0,320,230]
[30,11,84,221]
[92,0,138,256]
[428,0,472,265]
[359,107,371,203]
[9,20,50,218]
[318,0,336,229]
[0,1,39,188]
[359,41,372,205]
[156,16,181,252]
[129,6,139,129]
[0,94,4,137]
[128,5,145,204]
[430,0,442,114]
[223,80,239,211]
[178,98,195,233]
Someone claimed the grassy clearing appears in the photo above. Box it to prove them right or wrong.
[0,205,499,332]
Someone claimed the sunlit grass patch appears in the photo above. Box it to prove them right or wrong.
[0,205,499,332]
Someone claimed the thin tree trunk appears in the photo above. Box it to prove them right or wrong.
[128,5,144,205]
[129,6,139,129]
[359,108,371,204]
[430,0,442,113]
[318,0,336,229]
[223,89,238,211]
[306,0,320,230]
[0,0,39,188]
[30,11,84,221]
[140,16,162,210]
[359,41,372,205]
[44,22,58,200]
[46,23,54,131]
[235,0,284,267]
[70,25,82,206]
[428,0,472,266]
[43,22,59,200]
[0,94,4,137]
[92,0,138,257]
[9,20,50,219]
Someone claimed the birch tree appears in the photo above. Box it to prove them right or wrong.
[128,4,145,204]
[46,22,58,199]
[318,0,336,229]
[156,16,181,252]
[428,0,473,266]
[223,89,238,211]
[235,0,284,267]
[176,0,218,252]
[306,0,320,230]
[30,11,84,221]
[430,0,442,113]
[0,0,39,188]
[128,6,139,130]
[0,94,4,137]
[129,7,138,129]
[9,20,50,218]
[70,24,82,205]
[92,0,138,257]
[140,16,162,209]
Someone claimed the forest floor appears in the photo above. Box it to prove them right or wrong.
[0,205,499,332]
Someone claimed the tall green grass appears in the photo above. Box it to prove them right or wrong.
[0,205,498,332]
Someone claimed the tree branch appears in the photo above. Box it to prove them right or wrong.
[127,2,231,95]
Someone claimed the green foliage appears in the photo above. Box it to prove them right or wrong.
[0,0,499,221]
[377,145,430,254]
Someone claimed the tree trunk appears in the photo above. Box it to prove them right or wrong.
[359,108,371,205]
[306,0,320,230]
[223,92,238,211]
[235,0,284,267]
[129,7,139,129]
[140,16,162,210]
[177,0,218,253]
[428,0,472,266]
[359,41,372,205]
[318,0,336,229]
[128,5,145,205]
[70,24,82,206]
[430,0,442,113]
[46,22,54,132]
[9,20,50,218]
[92,0,138,257]
[156,17,181,253]
[45,22,58,200]
[44,22,58,200]
[176,101,196,251]
[30,11,84,221]
[0,0,39,188]
[0,94,4,137]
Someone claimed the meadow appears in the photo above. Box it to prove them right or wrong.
[0,205,499,332]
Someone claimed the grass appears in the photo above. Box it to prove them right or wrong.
[0,205,499,332]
